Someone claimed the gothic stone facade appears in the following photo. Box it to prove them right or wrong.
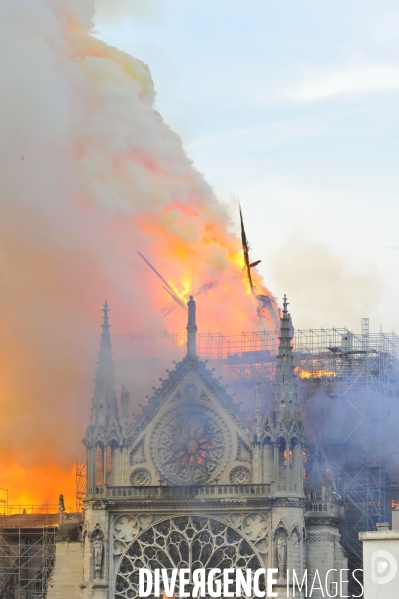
[81,299,347,598]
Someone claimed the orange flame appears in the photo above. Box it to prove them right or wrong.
[295,367,338,379]
[0,2,279,505]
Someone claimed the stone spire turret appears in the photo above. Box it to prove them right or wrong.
[273,295,299,418]
[186,295,197,358]
[90,301,118,427]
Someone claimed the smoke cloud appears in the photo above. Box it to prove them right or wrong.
[0,0,275,503]
[95,0,164,21]
[270,238,382,330]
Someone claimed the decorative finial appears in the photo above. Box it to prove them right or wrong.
[187,295,196,329]
[283,294,289,314]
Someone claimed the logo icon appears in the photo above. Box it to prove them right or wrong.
[371,550,398,585]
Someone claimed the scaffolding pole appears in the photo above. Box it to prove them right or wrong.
[0,506,59,599]
[112,323,399,587]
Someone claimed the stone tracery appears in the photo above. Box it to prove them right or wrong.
[153,407,227,485]
[114,515,264,599]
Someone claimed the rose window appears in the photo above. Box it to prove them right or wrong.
[171,424,212,467]
[114,516,265,599]
[153,408,227,485]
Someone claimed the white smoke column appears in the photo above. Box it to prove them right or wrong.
[0,0,276,502]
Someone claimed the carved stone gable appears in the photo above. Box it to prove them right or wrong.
[128,356,253,446]
[236,436,252,463]
[129,439,145,466]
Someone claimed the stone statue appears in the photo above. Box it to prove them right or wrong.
[59,494,65,513]
[187,295,196,328]
[93,535,103,578]
[276,535,287,573]
[121,384,130,418]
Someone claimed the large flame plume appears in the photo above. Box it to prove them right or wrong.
[0,1,276,505]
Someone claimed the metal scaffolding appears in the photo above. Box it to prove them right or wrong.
[293,323,399,590]
[112,322,399,588]
[0,506,59,599]
[75,460,86,512]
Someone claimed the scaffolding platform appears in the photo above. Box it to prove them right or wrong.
[0,504,81,599]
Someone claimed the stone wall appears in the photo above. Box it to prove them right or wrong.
[47,541,82,599]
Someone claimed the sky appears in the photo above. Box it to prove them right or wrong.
[94,0,399,332]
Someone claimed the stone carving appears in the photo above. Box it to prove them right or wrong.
[255,538,269,554]
[230,465,252,484]
[129,439,145,466]
[93,535,103,579]
[276,535,287,572]
[114,515,139,542]
[184,383,197,398]
[113,540,125,556]
[187,295,196,328]
[130,468,152,486]
[228,513,244,527]
[153,407,226,485]
[236,437,252,463]
[137,514,152,529]
[307,531,337,543]
[242,513,268,540]
[113,515,153,555]
[114,516,264,599]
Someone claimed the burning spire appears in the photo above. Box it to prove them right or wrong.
[238,202,279,324]
[238,201,261,294]
[273,295,298,416]
[90,302,118,427]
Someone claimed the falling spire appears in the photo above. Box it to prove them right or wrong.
[273,295,298,417]
[90,301,118,426]
[238,201,263,295]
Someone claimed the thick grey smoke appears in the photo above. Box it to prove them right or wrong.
[270,239,382,330]
[0,0,277,502]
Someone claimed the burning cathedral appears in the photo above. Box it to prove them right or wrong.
[80,296,347,598]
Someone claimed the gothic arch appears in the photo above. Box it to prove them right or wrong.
[273,518,289,536]
[273,523,288,575]
[91,521,105,539]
